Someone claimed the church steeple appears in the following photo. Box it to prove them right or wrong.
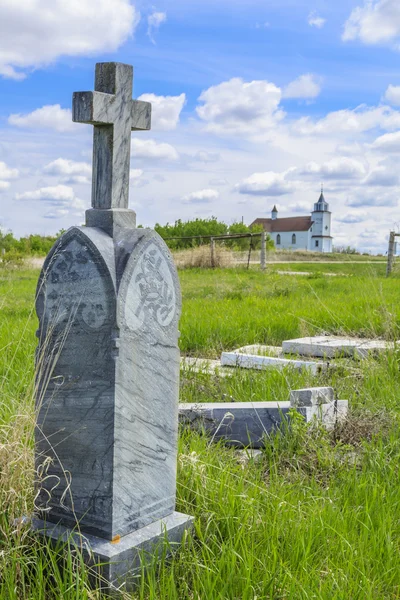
[314,185,329,212]
[271,205,278,220]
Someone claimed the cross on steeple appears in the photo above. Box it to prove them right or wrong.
[73,63,151,214]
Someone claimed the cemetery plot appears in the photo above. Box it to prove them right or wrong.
[2,262,400,598]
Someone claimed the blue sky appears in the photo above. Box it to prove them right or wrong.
[1,0,400,251]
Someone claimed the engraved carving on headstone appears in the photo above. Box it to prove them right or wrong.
[124,241,176,331]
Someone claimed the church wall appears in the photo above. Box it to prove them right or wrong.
[270,230,310,251]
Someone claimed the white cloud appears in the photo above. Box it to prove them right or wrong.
[336,211,369,224]
[363,166,400,186]
[193,151,220,163]
[308,11,326,28]
[130,169,143,179]
[0,161,18,193]
[147,11,167,44]
[347,191,399,207]
[209,177,228,186]
[235,170,294,196]
[182,188,219,203]
[0,161,18,180]
[370,130,400,152]
[16,185,85,216]
[255,22,270,29]
[300,158,367,179]
[384,84,400,106]
[131,138,179,161]
[294,105,400,135]
[196,77,284,136]
[0,0,139,80]
[343,0,400,45]
[9,105,76,133]
[137,93,185,130]
[283,74,321,99]
[43,158,91,184]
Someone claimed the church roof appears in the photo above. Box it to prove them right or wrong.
[250,216,313,232]
[318,192,325,203]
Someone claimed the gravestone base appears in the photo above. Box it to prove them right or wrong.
[32,512,194,595]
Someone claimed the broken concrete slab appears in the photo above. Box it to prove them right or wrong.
[282,335,398,359]
[220,350,326,374]
[290,387,334,407]
[181,356,230,376]
[233,345,284,358]
[179,393,349,448]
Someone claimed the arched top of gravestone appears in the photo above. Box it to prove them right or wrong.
[117,229,181,337]
[36,227,117,334]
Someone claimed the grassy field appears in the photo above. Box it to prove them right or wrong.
[1,262,400,598]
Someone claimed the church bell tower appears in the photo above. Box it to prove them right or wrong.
[310,187,332,252]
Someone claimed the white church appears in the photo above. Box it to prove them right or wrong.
[250,190,333,253]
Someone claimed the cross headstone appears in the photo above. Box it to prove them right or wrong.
[73,62,151,235]
[33,62,193,593]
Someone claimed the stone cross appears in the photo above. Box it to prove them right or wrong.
[73,62,151,233]
[33,62,192,594]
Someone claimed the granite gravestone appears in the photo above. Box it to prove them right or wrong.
[34,62,193,592]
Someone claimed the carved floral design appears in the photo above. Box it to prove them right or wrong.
[134,247,174,327]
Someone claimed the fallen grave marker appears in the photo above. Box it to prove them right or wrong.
[179,387,348,448]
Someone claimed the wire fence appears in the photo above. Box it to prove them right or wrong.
[163,232,268,269]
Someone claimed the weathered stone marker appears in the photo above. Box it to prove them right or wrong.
[34,62,193,592]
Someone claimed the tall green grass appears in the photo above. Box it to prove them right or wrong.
[1,264,400,598]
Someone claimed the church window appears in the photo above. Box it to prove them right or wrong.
[325,225,328,230]
[276,234,281,245]
[292,234,296,244]
[315,240,319,248]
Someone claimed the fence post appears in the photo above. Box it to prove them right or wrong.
[387,231,395,277]
[210,237,215,268]
[260,231,266,271]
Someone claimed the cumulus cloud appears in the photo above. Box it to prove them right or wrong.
[235,171,294,196]
[16,184,85,217]
[0,0,139,80]
[0,181,10,192]
[137,93,185,130]
[363,166,400,186]
[147,11,167,44]
[294,105,400,135]
[370,130,400,152]
[130,169,143,179]
[8,105,76,132]
[182,188,219,204]
[347,191,399,207]
[0,161,18,193]
[193,150,220,163]
[384,84,400,106]
[299,158,367,179]
[131,138,179,161]
[336,211,369,223]
[343,0,400,45]
[209,178,229,186]
[43,158,91,184]
[283,74,321,99]
[308,11,326,28]
[196,77,284,136]
[0,161,18,180]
